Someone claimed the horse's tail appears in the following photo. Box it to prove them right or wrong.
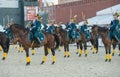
[53,34,60,50]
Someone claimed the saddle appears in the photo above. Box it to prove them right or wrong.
[28,31,45,44]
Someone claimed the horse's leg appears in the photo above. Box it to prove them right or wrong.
[76,42,79,54]
[90,39,95,53]
[47,48,51,54]
[18,44,24,53]
[112,42,116,56]
[24,47,31,65]
[64,44,67,58]
[0,45,3,51]
[17,43,21,53]
[79,42,83,57]
[84,42,88,57]
[51,48,56,64]
[2,44,9,60]
[58,38,62,51]
[41,46,48,64]
[20,45,24,53]
[118,44,120,56]
[108,46,112,62]
[67,43,70,58]
[94,38,98,54]
[58,44,62,51]
[31,47,35,55]
[105,46,109,62]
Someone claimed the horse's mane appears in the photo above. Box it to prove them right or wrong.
[92,25,109,32]
[11,24,28,32]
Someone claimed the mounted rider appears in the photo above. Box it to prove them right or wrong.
[109,12,120,41]
[67,15,77,42]
[29,14,44,45]
[80,19,90,40]
[47,21,55,34]
[79,12,90,40]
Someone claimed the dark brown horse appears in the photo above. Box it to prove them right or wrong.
[9,24,59,65]
[75,29,95,57]
[75,28,98,56]
[0,32,10,60]
[92,25,112,62]
[55,27,71,57]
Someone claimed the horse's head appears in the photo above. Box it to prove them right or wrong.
[91,25,98,35]
[55,27,61,34]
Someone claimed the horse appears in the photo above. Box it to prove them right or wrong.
[9,24,59,65]
[91,25,112,62]
[76,29,98,56]
[75,29,98,57]
[55,27,71,57]
[0,32,10,60]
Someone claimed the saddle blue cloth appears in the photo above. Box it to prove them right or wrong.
[28,31,45,42]
[47,25,55,34]
[80,24,90,40]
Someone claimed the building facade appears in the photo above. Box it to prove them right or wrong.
[58,0,81,4]
[44,0,120,24]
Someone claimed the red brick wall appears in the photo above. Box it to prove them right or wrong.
[54,0,120,23]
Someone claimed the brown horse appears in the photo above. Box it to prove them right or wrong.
[9,24,59,65]
[76,29,98,56]
[55,27,71,57]
[91,25,112,62]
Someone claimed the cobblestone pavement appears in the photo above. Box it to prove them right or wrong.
[0,45,120,77]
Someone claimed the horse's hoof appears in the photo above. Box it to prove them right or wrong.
[32,53,34,55]
[18,51,20,53]
[112,53,114,56]
[2,57,5,60]
[92,52,95,54]
[85,54,87,57]
[58,50,61,51]
[26,62,30,66]
[96,51,98,54]
[67,55,70,58]
[119,54,120,56]
[79,54,81,57]
[109,59,111,62]
[76,52,78,54]
[64,56,66,58]
[21,51,23,53]
[41,61,45,64]
[51,61,55,64]
[105,59,108,62]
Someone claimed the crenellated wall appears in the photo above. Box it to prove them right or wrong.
[46,0,120,23]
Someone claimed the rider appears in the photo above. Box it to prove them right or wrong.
[80,19,90,40]
[47,21,55,34]
[109,12,120,40]
[68,15,77,42]
[30,14,43,45]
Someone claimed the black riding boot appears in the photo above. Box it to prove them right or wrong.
[37,37,42,46]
